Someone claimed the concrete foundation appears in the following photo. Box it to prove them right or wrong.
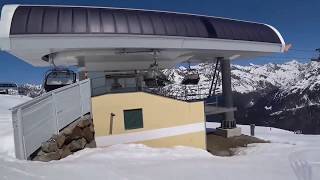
[214,127,242,138]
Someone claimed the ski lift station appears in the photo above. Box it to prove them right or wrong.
[0,5,285,159]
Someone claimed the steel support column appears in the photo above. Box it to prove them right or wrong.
[220,58,236,129]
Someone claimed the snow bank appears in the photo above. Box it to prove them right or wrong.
[0,95,31,114]
[1,141,318,180]
[0,95,31,157]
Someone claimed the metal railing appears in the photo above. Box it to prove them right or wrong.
[88,72,222,102]
[90,76,220,103]
[11,79,91,160]
[143,87,208,101]
[144,85,221,103]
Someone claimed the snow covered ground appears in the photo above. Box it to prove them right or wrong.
[0,95,31,157]
[0,95,320,180]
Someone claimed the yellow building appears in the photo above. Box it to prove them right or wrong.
[92,92,206,149]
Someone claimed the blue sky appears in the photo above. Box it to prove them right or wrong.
[0,0,320,84]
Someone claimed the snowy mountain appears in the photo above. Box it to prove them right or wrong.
[164,60,320,134]
[18,84,43,98]
[164,60,320,94]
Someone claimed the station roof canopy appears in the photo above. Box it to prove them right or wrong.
[0,5,285,71]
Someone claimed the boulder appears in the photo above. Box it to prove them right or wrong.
[69,138,87,152]
[33,151,60,162]
[85,140,97,148]
[81,114,91,121]
[64,126,83,144]
[41,141,58,153]
[89,124,95,133]
[59,146,72,159]
[77,119,91,128]
[70,126,83,139]
[61,119,82,135]
[52,134,66,148]
[61,126,73,136]
[35,149,46,156]
[32,114,97,161]
[82,126,94,142]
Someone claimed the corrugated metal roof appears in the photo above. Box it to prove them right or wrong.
[10,6,282,44]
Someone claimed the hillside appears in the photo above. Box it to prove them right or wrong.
[18,84,43,98]
[164,60,320,134]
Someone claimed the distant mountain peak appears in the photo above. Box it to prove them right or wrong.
[163,60,320,134]
[164,60,320,94]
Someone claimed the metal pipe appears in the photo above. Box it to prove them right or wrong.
[109,113,115,135]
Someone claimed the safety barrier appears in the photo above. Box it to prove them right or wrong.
[11,79,91,160]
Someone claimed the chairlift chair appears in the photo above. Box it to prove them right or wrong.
[143,51,170,88]
[181,62,200,85]
[143,62,168,88]
[43,68,77,92]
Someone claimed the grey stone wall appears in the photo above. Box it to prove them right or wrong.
[32,114,96,162]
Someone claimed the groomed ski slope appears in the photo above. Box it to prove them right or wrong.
[0,95,319,180]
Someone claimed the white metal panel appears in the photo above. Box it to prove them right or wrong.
[8,34,283,69]
[11,79,91,159]
[55,86,81,129]
[20,97,57,158]
[23,106,56,158]
[12,109,25,159]
[80,79,92,114]
[21,97,55,133]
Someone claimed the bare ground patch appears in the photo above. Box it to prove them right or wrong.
[207,133,269,156]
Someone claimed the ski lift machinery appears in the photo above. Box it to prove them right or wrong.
[143,51,170,88]
[43,55,77,92]
[181,61,200,85]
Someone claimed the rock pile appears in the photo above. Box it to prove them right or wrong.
[32,114,96,162]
